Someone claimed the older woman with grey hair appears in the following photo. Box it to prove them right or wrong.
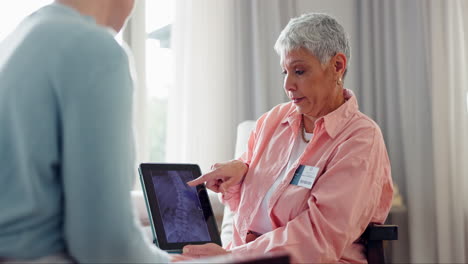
[184,13,393,263]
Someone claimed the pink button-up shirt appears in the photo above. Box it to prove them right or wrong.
[223,89,393,263]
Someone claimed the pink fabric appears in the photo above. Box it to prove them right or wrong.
[223,89,393,263]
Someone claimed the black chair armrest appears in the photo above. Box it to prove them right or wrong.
[362,224,398,241]
[361,223,399,264]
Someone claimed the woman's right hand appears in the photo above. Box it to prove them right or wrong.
[187,160,248,194]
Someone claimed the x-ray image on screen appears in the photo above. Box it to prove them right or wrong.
[151,170,211,243]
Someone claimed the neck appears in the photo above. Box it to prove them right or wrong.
[303,88,345,133]
[302,115,317,133]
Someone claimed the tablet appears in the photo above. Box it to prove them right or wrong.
[138,163,222,253]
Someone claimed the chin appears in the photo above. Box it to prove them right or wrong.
[293,105,305,114]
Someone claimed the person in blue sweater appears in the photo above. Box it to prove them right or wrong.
[0,0,169,262]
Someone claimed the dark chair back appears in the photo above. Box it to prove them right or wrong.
[361,224,398,264]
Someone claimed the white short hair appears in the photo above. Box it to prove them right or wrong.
[274,13,351,76]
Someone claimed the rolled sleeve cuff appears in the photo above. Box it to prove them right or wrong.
[219,183,242,211]
[229,244,249,255]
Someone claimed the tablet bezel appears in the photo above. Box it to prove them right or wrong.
[138,163,221,253]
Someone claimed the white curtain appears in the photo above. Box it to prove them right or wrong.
[353,0,468,262]
[168,0,294,172]
[354,1,434,262]
[429,0,468,262]
[167,0,237,172]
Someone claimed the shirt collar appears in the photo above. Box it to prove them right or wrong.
[282,89,359,138]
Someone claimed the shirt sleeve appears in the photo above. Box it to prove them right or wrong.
[55,32,169,263]
[220,117,262,212]
[230,126,393,263]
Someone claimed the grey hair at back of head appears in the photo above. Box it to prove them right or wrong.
[274,13,351,74]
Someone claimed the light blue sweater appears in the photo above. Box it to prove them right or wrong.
[0,3,168,263]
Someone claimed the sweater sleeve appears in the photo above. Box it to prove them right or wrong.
[56,32,169,263]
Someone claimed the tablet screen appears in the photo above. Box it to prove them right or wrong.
[139,163,221,252]
[151,170,211,243]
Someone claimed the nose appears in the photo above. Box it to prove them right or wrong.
[283,73,296,92]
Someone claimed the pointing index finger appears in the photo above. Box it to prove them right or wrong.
[187,171,217,186]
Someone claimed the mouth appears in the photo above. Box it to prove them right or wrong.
[291,97,305,104]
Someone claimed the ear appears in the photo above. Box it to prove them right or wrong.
[333,52,347,77]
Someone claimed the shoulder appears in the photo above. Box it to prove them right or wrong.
[349,112,384,140]
[50,24,129,88]
[30,8,128,69]
[246,102,296,142]
[257,102,295,125]
[49,25,129,95]
[61,26,127,67]
[44,24,132,102]
[337,112,387,160]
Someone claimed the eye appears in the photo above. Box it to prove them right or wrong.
[281,70,287,75]
[295,70,305,75]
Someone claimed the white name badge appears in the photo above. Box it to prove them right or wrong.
[290,165,319,189]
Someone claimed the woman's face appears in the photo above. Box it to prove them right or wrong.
[281,47,344,118]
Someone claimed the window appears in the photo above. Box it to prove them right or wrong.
[0,1,52,42]
[145,0,175,162]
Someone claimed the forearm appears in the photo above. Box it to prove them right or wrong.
[219,160,248,211]
[61,126,168,263]
[64,186,169,263]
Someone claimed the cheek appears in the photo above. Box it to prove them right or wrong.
[302,87,325,108]
[299,81,315,98]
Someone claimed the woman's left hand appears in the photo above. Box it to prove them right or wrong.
[182,243,229,258]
